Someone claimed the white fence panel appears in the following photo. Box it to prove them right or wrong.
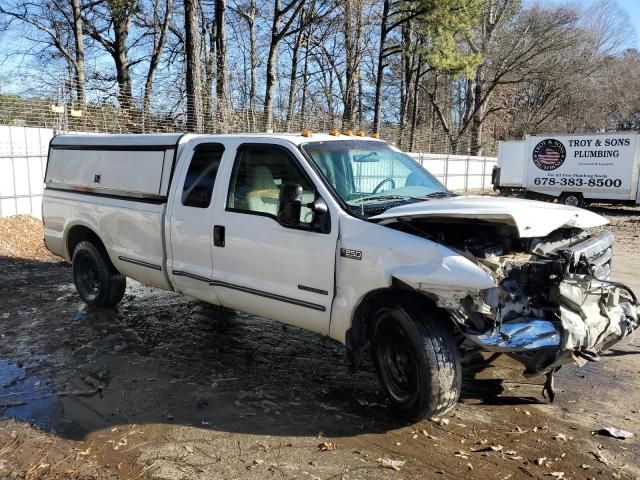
[0,126,499,219]
[0,126,53,218]
[408,152,497,192]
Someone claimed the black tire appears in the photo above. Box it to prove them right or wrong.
[371,303,461,420]
[72,241,126,308]
[558,192,584,208]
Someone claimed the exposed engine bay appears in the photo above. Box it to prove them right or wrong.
[391,218,639,378]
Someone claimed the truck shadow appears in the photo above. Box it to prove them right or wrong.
[1,255,549,442]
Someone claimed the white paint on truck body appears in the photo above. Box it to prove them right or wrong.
[42,132,623,351]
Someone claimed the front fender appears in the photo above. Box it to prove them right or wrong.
[329,214,496,343]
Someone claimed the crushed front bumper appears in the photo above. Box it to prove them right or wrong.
[455,230,639,375]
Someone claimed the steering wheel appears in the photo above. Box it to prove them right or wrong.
[372,177,396,194]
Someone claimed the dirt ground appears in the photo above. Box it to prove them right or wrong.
[0,206,639,480]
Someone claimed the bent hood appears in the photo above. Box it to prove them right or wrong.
[370,195,608,238]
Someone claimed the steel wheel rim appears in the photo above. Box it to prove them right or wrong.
[376,317,419,403]
[76,253,101,299]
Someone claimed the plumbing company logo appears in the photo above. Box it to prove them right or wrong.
[533,139,566,171]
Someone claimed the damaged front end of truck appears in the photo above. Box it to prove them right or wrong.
[374,199,639,396]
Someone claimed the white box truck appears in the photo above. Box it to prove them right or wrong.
[492,132,640,207]
[43,133,639,419]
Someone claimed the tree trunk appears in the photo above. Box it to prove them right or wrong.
[70,0,85,106]
[263,38,278,132]
[185,0,203,131]
[113,14,133,114]
[215,0,227,122]
[469,65,485,155]
[201,9,215,130]
[409,60,423,152]
[286,10,305,130]
[372,0,390,134]
[342,0,355,129]
[299,28,310,121]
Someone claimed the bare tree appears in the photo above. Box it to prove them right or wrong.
[185,0,203,130]
[0,0,86,104]
[141,0,173,126]
[263,0,307,131]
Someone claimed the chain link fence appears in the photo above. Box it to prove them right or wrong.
[0,125,497,219]
[1,73,498,156]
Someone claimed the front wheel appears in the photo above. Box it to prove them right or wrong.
[371,304,461,420]
[72,241,126,308]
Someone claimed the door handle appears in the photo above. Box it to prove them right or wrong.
[213,225,225,247]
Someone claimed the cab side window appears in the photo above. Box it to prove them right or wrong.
[227,145,315,223]
[182,145,224,208]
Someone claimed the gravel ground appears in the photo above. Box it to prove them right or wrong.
[0,205,639,480]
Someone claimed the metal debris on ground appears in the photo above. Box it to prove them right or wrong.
[591,427,634,439]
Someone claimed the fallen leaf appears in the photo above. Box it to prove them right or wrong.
[535,457,547,466]
[552,433,567,442]
[184,445,194,453]
[547,472,564,478]
[581,464,591,470]
[318,441,337,452]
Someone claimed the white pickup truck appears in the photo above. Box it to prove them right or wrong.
[43,133,639,420]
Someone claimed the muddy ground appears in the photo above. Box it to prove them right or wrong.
[0,206,639,480]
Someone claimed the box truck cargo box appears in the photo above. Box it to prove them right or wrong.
[492,132,640,207]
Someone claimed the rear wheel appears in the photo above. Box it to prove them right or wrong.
[559,192,584,208]
[72,241,126,308]
[371,303,461,420]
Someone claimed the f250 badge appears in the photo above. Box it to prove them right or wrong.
[340,248,362,260]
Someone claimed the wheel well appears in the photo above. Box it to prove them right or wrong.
[66,225,107,260]
[345,287,449,372]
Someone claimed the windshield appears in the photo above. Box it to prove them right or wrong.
[301,140,449,215]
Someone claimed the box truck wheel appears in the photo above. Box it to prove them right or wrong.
[72,241,126,308]
[559,192,584,208]
[371,303,461,420]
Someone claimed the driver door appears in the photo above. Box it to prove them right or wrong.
[211,142,338,334]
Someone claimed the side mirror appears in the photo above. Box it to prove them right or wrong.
[277,183,303,227]
[308,197,331,233]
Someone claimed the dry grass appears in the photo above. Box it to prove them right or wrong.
[0,215,59,261]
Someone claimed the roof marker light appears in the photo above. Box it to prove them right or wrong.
[343,129,353,136]
[302,129,313,137]
[371,132,380,139]
[355,130,365,137]
[329,128,340,136]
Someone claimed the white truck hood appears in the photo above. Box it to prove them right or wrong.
[370,195,608,238]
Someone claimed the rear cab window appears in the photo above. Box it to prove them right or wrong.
[182,144,225,208]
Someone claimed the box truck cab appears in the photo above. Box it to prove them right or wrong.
[492,132,640,207]
[43,133,639,419]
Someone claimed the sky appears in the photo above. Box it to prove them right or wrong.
[616,0,640,47]
[529,0,640,49]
